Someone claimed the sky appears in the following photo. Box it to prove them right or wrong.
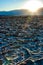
[0,0,43,11]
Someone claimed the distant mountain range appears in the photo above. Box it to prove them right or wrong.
[36,8,43,15]
[0,9,31,16]
[0,8,43,16]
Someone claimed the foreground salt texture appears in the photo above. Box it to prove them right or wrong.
[0,16,43,65]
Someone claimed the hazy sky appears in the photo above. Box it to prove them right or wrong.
[0,0,43,11]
